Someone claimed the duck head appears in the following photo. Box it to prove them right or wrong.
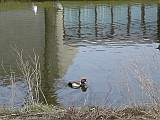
[81,77,87,83]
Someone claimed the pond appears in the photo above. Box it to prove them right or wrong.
[0,1,160,109]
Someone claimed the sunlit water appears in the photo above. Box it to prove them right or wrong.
[0,1,160,109]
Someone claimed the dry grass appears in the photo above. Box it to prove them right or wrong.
[0,105,160,120]
[0,46,47,110]
[11,46,48,109]
[131,59,160,105]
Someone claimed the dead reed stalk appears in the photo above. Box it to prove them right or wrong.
[131,59,160,106]
[10,45,47,107]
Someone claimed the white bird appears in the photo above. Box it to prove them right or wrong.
[54,2,63,10]
[29,3,37,15]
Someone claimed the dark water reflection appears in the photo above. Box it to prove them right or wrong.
[0,1,160,109]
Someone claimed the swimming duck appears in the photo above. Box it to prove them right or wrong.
[68,77,87,89]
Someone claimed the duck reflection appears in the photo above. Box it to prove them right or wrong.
[68,85,88,92]
[81,86,88,92]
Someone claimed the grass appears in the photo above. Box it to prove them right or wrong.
[0,0,159,10]
[0,105,160,119]
[1,46,160,119]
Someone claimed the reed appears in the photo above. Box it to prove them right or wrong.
[131,59,160,105]
[10,45,47,109]
[115,50,160,108]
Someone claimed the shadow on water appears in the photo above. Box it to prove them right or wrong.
[42,6,78,105]
[0,1,160,108]
[43,7,59,105]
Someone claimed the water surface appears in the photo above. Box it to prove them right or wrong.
[0,1,160,109]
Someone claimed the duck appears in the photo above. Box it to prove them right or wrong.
[68,77,88,89]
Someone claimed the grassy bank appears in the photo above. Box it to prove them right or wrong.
[1,105,160,119]
[0,0,159,10]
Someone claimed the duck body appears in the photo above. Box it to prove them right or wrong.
[68,77,87,89]
[68,81,85,89]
